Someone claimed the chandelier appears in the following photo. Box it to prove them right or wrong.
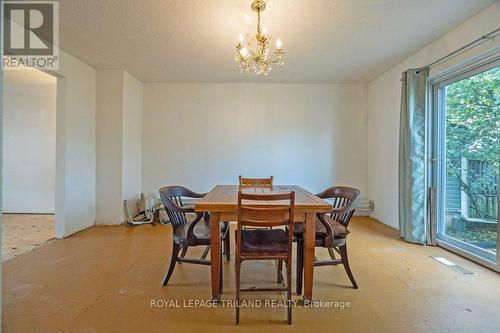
[235,0,284,75]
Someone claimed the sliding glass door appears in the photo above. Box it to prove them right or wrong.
[432,59,499,270]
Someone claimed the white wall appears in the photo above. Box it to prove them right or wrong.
[95,69,124,224]
[3,73,56,213]
[367,3,500,228]
[54,49,96,237]
[142,83,368,197]
[122,72,143,217]
[95,69,143,224]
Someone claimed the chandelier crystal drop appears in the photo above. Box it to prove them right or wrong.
[235,0,284,76]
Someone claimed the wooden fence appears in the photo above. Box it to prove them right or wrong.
[468,160,498,221]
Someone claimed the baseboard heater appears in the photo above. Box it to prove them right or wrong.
[354,199,374,216]
[323,198,374,216]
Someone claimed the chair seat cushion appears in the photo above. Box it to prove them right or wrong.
[240,229,288,255]
[174,216,228,243]
[293,215,350,238]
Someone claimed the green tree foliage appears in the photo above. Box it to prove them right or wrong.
[446,66,499,220]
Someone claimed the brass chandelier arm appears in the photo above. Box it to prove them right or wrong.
[236,44,258,60]
[269,57,283,64]
[269,50,285,64]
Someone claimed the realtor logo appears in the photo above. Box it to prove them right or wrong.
[2,0,59,70]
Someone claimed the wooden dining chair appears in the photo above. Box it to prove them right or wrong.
[239,175,274,232]
[239,175,273,187]
[159,185,230,288]
[235,191,295,325]
[294,186,360,294]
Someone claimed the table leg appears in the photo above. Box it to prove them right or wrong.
[210,212,221,302]
[303,212,315,302]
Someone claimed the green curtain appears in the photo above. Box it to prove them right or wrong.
[399,68,428,244]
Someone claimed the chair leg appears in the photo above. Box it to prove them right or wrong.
[224,223,231,261]
[339,244,358,289]
[286,257,292,325]
[296,239,304,295]
[235,257,241,325]
[178,245,188,264]
[162,242,181,286]
[200,246,210,260]
[277,259,283,284]
[219,244,224,293]
[327,247,336,260]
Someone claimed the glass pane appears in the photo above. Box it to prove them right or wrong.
[441,66,499,261]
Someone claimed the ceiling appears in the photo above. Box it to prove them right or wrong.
[59,0,495,83]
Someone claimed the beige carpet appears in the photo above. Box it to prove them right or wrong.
[2,214,55,261]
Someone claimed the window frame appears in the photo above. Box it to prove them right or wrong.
[428,55,500,272]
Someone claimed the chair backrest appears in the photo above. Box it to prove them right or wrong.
[237,191,295,230]
[159,185,203,230]
[317,186,360,227]
[238,175,273,187]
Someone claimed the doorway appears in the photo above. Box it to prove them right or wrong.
[431,58,499,271]
[2,69,57,261]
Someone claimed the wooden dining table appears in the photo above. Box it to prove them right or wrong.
[195,185,331,302]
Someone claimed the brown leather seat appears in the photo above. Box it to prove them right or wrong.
[239,229,288,255]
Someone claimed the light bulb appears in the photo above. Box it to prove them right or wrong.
[276,38,282,48]
[238,34,244,43]
[240,47,249,57]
